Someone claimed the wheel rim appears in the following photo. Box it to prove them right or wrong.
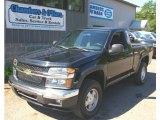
[141,66,146,81]
[85,88,99,112]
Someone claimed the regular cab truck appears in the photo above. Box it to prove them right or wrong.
[9,28,153,119]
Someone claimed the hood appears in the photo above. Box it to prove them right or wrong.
[17,47,102,68]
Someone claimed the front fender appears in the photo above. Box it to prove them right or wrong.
[74,60,106,89]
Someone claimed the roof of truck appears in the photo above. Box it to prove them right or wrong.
[82,27,128,31]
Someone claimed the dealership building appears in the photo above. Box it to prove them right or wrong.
[5,0,138,63]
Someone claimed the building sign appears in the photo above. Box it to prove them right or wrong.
[90,3,113,20]
[6,1,66,31]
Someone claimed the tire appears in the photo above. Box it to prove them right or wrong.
[134,62,147,85]
[73,79,102,119]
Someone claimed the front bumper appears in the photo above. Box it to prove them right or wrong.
[9,76,79,109]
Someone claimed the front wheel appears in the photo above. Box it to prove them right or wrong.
[134,62,147,85]
[73,79,102,119]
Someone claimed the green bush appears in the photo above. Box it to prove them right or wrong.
[5,65,13,83]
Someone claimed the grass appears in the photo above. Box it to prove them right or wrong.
[5,65,13,83]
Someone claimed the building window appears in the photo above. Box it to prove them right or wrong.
[13,0,84,12]
[67,0,84,12]
[42,0,63,9]
[14,0,37,4]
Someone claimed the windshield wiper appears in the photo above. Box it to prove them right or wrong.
[68,47,89,51]
[56,45,68,49]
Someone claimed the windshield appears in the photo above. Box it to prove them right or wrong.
[55,30,109,51]
[134,32,142,38]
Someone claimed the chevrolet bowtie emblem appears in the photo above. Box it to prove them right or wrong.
[24,69,31,75]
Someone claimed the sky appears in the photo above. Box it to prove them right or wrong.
[125,0,156,11]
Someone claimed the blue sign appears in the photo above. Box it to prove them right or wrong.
[90,3,113,20]
[10,4,63,18]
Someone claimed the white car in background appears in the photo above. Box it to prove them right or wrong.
[150,32,156,39]
[137,31,156,40]
[135,31,156,58]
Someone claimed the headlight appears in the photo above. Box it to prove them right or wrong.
[46,68,75,89]
[46,78,72,89]
[47,68,75,79]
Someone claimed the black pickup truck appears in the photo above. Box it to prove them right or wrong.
[9,28,153,119]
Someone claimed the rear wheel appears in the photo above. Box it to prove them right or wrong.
[73,79,102,119]
[134,62,147,85]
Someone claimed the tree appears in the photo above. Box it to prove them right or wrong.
[136,0,156,32]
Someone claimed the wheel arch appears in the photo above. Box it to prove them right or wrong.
[136,55,149,73]
[79,69,106,90]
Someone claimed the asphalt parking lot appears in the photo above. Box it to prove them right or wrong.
[4,59,156,120]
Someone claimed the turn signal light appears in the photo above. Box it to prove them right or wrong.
[66,79,72,88]
[67,68,75,73]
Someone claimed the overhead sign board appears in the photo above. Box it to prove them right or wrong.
[6,1,66,31]
[90,3,113,20]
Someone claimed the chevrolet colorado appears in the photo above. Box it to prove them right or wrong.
[9,28,153,119]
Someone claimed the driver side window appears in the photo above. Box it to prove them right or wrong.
[110,32,127,49]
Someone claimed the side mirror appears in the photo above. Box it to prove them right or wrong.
[130,36,135,42]
[110,44,124,53]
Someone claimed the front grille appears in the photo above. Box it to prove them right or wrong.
[17,62,48,72]
[17,71,43,83]
[15,62,47,87]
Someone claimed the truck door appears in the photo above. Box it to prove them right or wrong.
[107,31,133,81]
